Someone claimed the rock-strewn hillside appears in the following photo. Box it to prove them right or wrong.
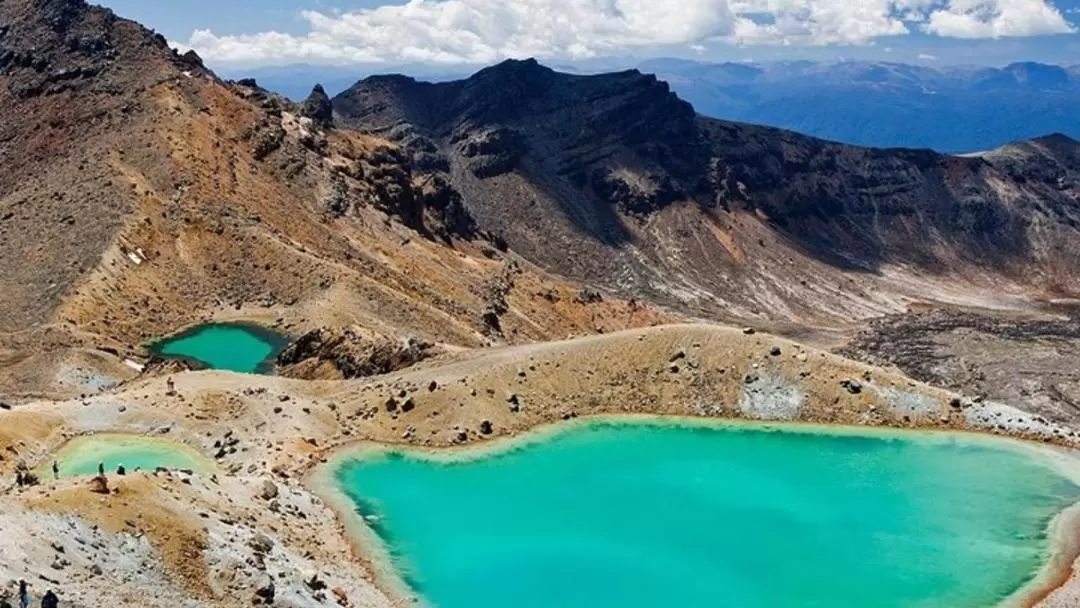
[335,59,1080,325]
[3,2,1080,608]
[0,1,669,399]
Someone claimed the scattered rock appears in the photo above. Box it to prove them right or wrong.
[249,533,274,554]
[479,420,493,434]
[254,577,275,604]
[305,573,328,592]
[576,287,603,304]
[259,480,279,501]
[840,379,863,394]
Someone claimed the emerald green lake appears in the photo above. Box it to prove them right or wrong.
[47,435,211,478]
[334,421,1080,608]
[147,322,288,374]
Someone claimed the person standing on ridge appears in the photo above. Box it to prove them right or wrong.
[97,462,104,477]
[51,461,58,480]
[40,590,58,608]
[17,581,29,608]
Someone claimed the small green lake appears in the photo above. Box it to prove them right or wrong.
[332,421,1080,608]
[147,322,289,374]
[47,435,212,478]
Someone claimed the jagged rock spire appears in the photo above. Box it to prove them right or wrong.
[299,83,334,128]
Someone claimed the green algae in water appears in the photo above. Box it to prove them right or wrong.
[48,435,212,478]
[147,322,288,374]
[335,422,1080,608]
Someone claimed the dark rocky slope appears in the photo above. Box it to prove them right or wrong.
[335,59,1080,325]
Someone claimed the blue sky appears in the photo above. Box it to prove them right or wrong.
[99,0,1080,68]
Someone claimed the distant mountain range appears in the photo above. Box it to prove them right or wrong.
[228,59,1080,154]
[639,59,1080,153]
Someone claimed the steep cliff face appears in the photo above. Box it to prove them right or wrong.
[334,59,1080,324]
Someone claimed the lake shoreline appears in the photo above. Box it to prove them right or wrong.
[309,414,1080,608]
[143,321,291,374]
[38,432,215,479]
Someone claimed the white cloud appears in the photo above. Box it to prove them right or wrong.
[917,52,937,59]
[185,0,1077,64]
[923,0,1075,38]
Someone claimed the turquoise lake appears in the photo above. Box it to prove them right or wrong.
[334,421,1080,608]
[147,322,288,374]
[46,435,212,478]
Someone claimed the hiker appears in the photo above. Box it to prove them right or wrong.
[51,461,59,480]
[40,590,57,608]
[17,581,28,608]
[116,464,126,476]
[97,462,104,477]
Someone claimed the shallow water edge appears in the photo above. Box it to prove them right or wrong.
[39,433,215,479]
[308,414,1080,608]
[144,321,291,374]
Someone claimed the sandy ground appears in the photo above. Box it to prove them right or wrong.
[3,323,1080,607]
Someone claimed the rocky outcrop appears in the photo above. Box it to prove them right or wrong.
[334,141,477,240]
[455,126,526,178]
[277,327,436,380]
[298,84,333,128]
[589,168,684,216]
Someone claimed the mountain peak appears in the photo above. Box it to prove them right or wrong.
[479,57,546,74]
[1032,132,1079,147]
[466,57,556,88]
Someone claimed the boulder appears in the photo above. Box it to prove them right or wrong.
[88,475,109,494]
[253,577,275,604]
[306,573,327,591]
[577,287,603,304]
[841,379,863,394]
[259,480,279,501]
[248,533,274,554]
